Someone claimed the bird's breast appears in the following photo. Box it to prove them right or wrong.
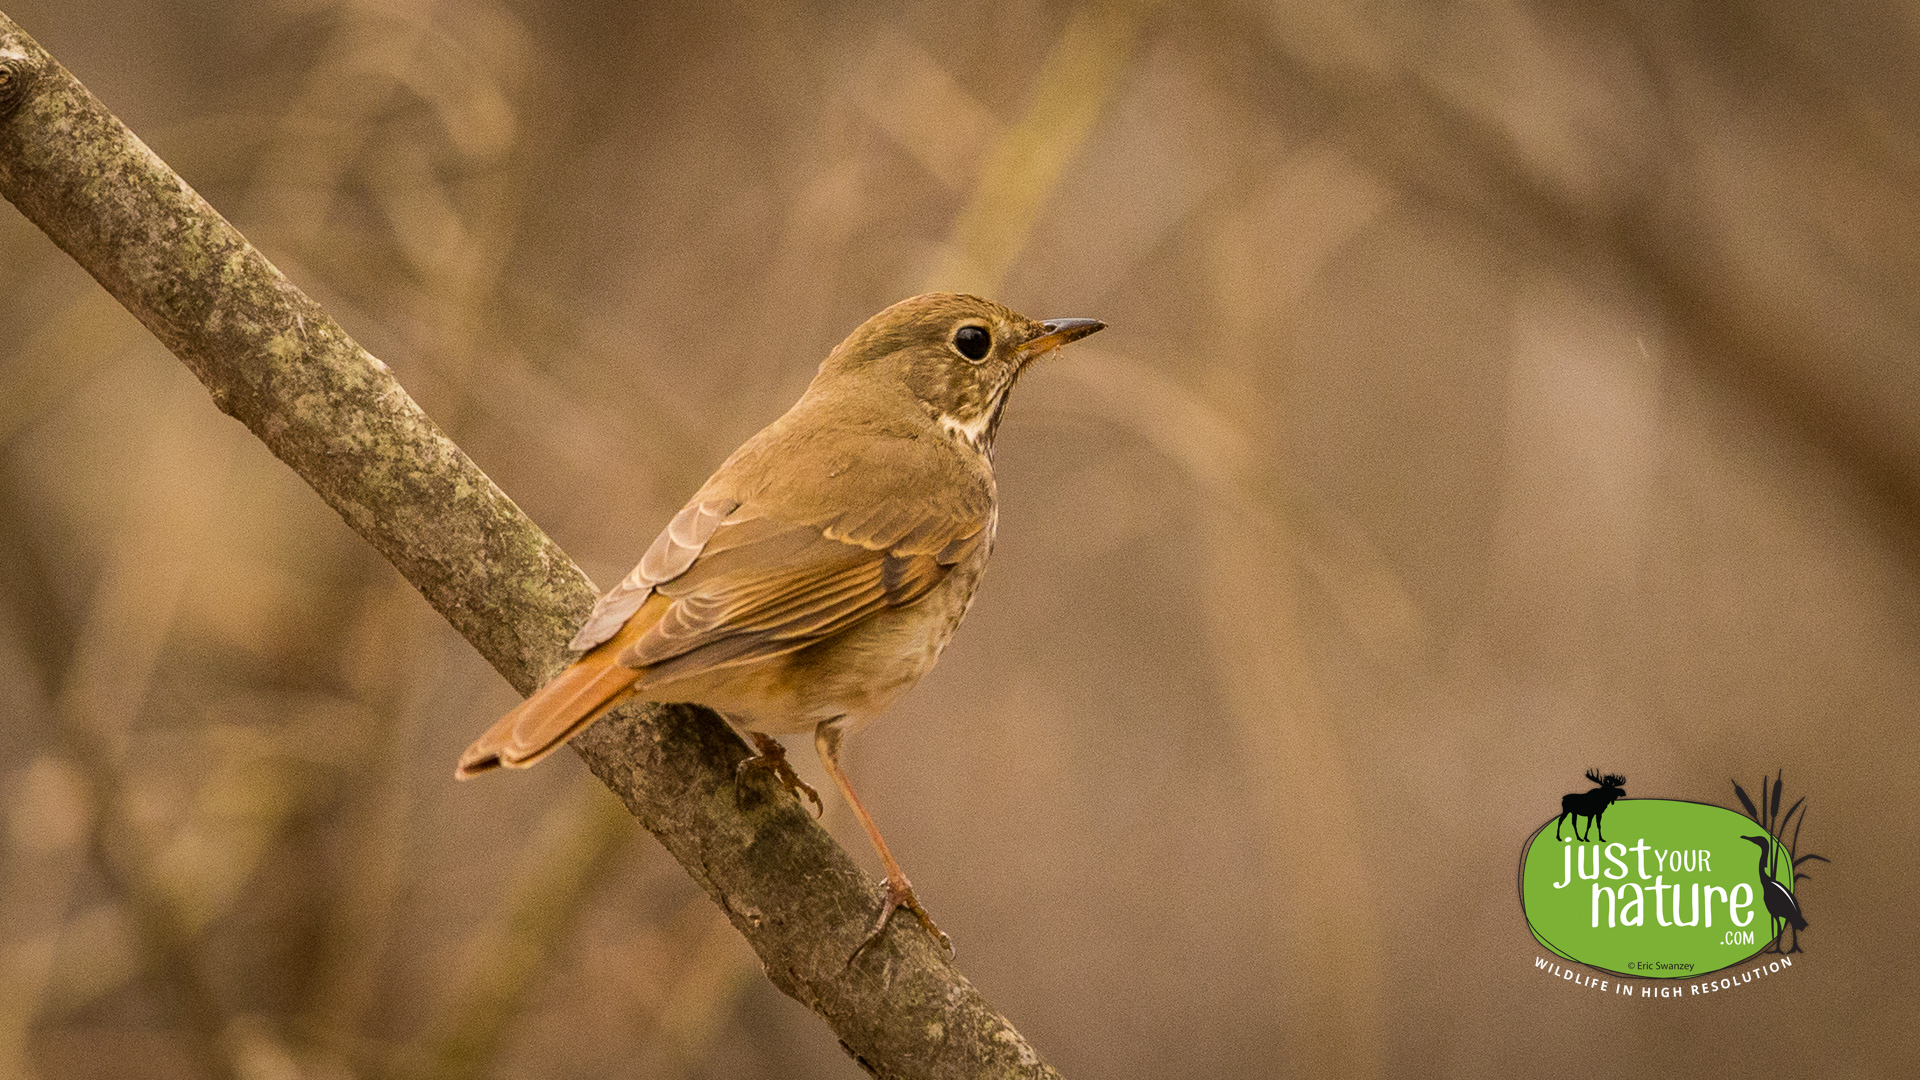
[716,514,994,735]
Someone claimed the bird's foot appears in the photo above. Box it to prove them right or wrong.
[848,873,952,967]
[735,734,822,817]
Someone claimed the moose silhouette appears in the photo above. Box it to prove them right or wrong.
[1554,769,1626,842]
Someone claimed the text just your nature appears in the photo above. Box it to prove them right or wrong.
[1553,837,1756,933]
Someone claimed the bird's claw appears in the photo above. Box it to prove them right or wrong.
[848,874,952,968]
[735,738,822,817]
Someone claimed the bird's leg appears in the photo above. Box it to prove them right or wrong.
[735,732,822,817]
[814,721,953,964]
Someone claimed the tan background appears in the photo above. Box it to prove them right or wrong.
[1,0,1914,1077]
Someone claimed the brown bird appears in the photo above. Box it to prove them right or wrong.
[457,293,1103,958]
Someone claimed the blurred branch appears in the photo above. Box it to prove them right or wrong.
[0,13,1056,1079]
[302,585,431,1069]
[0,289,135,447]
[0,455,76,678]
[405,780,631,1080]
[0,756,87,1080]
[1223,0,1920,552]
[66,703,239,1080]
[0,431,242,1080]
[633,897,760,1079]
[926,0,1154,294]
[1045,347,1389,1075]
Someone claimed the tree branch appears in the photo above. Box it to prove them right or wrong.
[0,13,1056,1079]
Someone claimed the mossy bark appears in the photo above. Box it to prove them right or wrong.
[0,12,1057,1078]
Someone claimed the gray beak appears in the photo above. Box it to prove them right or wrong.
[1018,318,1106,357]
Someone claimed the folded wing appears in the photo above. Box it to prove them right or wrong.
[620,501,985,682]
[569,497,739,651]
[457,490,985,777]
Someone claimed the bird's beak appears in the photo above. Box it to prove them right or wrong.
[1017,317,1105,358]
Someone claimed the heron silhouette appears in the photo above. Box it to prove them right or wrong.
[1741,834,1808,953]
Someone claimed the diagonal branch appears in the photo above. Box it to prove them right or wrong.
[0,13,1056,1079]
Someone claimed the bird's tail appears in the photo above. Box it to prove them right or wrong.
[455,599,658,778]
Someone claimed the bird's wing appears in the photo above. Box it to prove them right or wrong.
[615,498,987,682]
[568,497,739,651]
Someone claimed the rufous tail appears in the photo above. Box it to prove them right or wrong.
[455,602,657,778]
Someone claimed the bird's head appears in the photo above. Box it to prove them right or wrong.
[814,292,1104,457]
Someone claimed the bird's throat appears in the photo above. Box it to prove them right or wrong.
[938,384,1013,460]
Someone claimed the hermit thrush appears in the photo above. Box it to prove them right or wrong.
[457,293,1104,958]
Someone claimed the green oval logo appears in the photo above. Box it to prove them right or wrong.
[1520,800,1797,978]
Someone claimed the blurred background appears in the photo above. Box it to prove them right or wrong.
[2,0,1917,1077]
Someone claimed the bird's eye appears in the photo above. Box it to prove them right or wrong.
[953,324,991,361]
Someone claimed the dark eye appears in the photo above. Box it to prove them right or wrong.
[953,324,991,361]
